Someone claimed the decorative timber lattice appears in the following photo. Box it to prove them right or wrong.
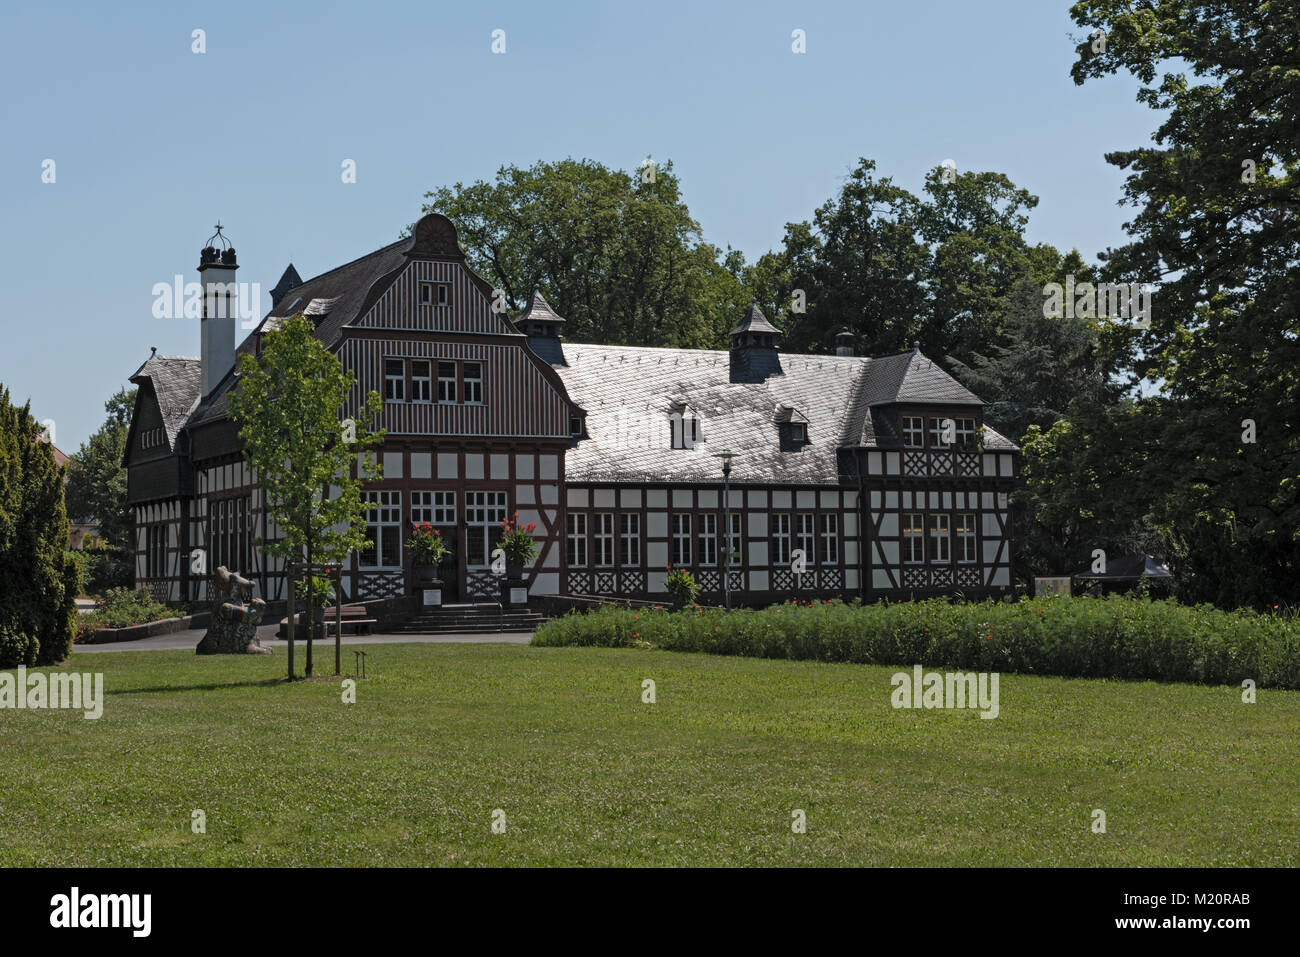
[955,452,981,477]
[931,567,953,588]
[903,451,927,477]
[930,454,953,477]
[726,570,744,593]
[148,581,169,604]
[901,566,927,589]
[696,569,721,594]
[771,568,795,591]
[621,571,646,594]
[593,571,618,595]
[567,571,591,595]
[956,565,981,588]
[356,571,404,600]
[794,569,818,591]
[821,567,844,591]
[466,570,498,599]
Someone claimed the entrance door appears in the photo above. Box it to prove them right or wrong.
[464,491,508,599]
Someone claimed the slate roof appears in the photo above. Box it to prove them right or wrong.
[551,342,1015,485]
[128,354,202,450]
[186,239,410,427]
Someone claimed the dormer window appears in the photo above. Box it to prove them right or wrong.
[774,402,809,445]
[570,416,583,437]
[669,402,698,449]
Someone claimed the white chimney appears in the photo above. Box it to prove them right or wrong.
[198,224,238,398]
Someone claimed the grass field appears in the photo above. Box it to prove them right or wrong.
[2,642,1297,866]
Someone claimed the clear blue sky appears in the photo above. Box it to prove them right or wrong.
[1,0,1156,452]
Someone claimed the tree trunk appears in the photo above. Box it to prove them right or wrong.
[305,543,314,678]
[285,560,296,681]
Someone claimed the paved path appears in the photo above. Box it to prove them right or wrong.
[73,626,535,653]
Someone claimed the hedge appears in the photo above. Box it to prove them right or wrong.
[531,596,1300,690]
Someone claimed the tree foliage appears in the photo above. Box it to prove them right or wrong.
[65,386,135,549]
[230,315,384,677]
[1061,0,1300,606]
[421,158,749,349]
[0,385,80,666]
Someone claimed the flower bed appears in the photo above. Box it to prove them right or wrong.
[532,595,1300,689]
[73,588,186,644]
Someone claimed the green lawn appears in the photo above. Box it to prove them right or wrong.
[2,643,1296,866]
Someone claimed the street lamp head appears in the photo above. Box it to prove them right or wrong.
[713,448,734,477]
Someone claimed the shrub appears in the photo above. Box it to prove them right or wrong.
[0,624,38,667]
[0,386,79,666]
[664,567,699,606]
[74,587,181,642]
[532,596,1300,690]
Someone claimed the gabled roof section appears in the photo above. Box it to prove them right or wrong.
[857,346,982,408]
[187,238,410,427]
[128,353,202,450]
[270,264,303,306]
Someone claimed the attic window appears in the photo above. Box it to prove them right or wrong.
[790,422,807,443]
[668,401,699,450]
[569,416,583,437]
[420,282,449,306]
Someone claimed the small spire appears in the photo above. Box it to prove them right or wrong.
[912,340,921,354]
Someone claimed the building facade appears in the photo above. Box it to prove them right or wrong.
[124,213,1019,607]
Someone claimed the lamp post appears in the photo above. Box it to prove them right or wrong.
[713,449,735,610]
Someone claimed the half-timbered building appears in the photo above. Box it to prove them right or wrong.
[123,213,1019,608]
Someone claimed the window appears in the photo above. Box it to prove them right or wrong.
[954,418,977,449]
[929,418,950,449]
[465,491,507,567]
[903,513,924,564]
[672,514,691,566]
[671,413,698,449]
[699,513,717,566]
[567,513,587,567]
[208,497,250,576]
[819,513,839,565]
[956,513,977,563]
[796,513,815,565]
[593,513,614,567]
[619,514,641,566]
[411,360,432,402]
[361,491,402,568]
[790,423,807,443]
[727,513,742,566]
[463,362,484,403]
[437,362,457,403]
[929,513,951,563]
[902,416,924,448]
[411,491,455,526]
[141,427,165,451]
[146,524,167,578]
[772,513,791,565]
[384,359,405,402]
[570,416,583,437]
[419,282,449,306]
